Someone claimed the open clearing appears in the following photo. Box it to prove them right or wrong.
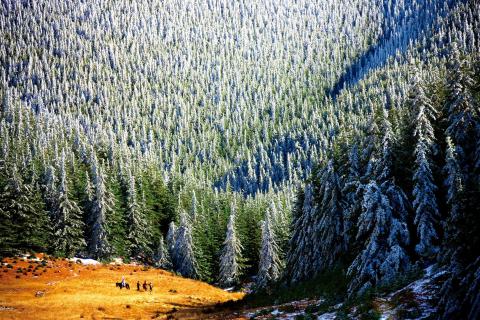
[0,254,244,319]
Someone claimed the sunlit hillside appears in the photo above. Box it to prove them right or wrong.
[0,254,243,320]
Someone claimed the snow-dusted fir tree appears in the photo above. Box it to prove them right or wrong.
[446,43,478,149]
[361,110,381,180]
[190,191,198,222]
[52,150,86,256]
[341,143,362,246]
[126,170,150,257]
[347,181,410,294]
[410,72,440,258]
[154,234,172,270]
[174,211,198,278]
[348,112,411,294]
[88,156,112,259]
[0,164,50,254]
[256,210,282,289]
[313,160,346,272]
[166,221,177,265]
[41,165,58,218]
[286,184,316,284]
[218,202,243,287]
[441,137,464,262]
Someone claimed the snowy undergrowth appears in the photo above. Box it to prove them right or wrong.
[232,266,446,320]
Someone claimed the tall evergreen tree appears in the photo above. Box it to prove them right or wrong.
[341,143,362,249]
[166,221,177,265]
[125,170,150,257]
[445,43,478,151]
[174,211,198,278]
[410,72,440,258]
[154,234,172,270]
[0,165,50,255]
[88,157,112,260]
[52,150,86,256]
[256,210,282,289]
[313,160,346,271]
[348,112,411,294]
[285,185,316,284]
[218,202,243,287]
[347,180,410,294]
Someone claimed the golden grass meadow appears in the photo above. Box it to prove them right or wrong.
[0,254,244,319]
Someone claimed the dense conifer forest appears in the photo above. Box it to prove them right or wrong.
[1,0,479,318]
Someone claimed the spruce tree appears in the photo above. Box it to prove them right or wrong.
[0,165,50,255]
[445,43,478,150]
[52,150,86,256]
[256,210,282,289]
[285,186,306,284]
[126,170,150,257]
[341,144,362,249]
[174,211,198,278]
[166,221,177,265]
[410,73,440,258]
[347,181,410,294]
[218,202,243,287]
[348,112,411,295]
[88,157,112,260]
[313,160,346,272]
[154,234,173,270]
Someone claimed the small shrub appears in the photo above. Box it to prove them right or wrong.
[6,264,13,269]
[15,275,20,279]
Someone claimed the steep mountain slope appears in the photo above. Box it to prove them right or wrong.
[1,0,479,311]
[0,0,469,195]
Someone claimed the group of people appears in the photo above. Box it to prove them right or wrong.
[120,277,153,293]
[137,280,153,293]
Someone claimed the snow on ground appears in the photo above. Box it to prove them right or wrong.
[317,312,337,320]
[110,257,123,265]
[377,265,447,320]
[68,257,100,265]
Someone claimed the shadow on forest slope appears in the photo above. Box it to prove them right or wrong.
[328,0,458,99]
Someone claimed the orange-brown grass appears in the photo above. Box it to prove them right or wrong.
[0,254,244,319]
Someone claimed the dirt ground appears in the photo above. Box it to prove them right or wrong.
[0,254,244,320]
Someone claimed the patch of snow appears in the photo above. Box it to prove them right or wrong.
[333,303,343,310]
[317,312,337,319]
[271,309,283,316]
[110,257,123,265]
[69,257,100,265]
[21,254,40,262]
[223,287,235,292]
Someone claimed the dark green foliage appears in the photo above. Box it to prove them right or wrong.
[0,164,51,256]
[244,267,348,308]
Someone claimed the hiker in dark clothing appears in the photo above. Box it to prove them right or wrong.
[137,281,141,291]
[148,282,153,293]
[143,280,147,291]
